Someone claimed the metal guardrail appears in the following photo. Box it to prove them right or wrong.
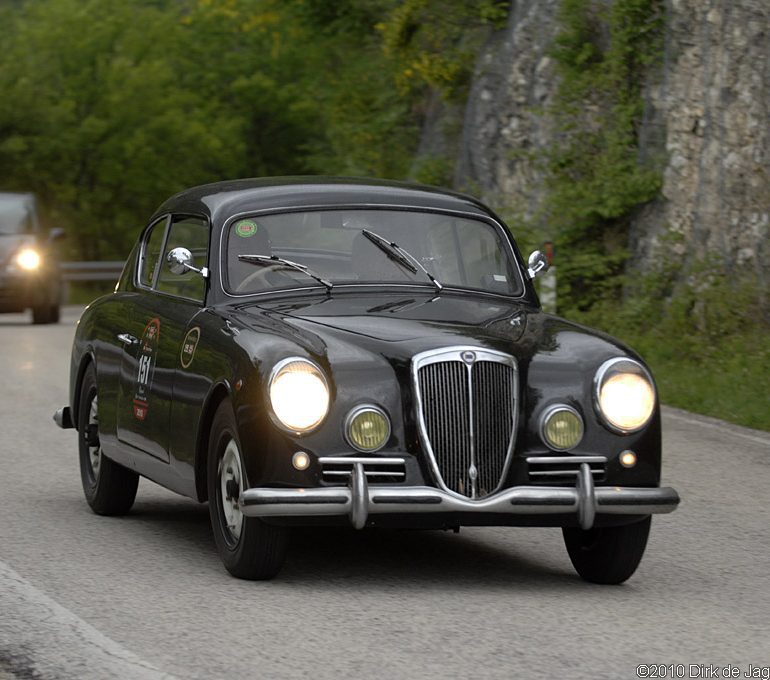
[60,261,125,282]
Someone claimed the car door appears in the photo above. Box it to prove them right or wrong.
[116,214,210,462]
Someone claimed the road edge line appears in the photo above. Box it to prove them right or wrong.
[0,559,177,680]
[662,405,770,447]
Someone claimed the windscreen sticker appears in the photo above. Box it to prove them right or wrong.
[180,326,201,369]
[133,317,160,421]
[235,219,258,237]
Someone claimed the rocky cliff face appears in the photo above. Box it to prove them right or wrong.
[454,0,560,225]
[633,0,769,291]
[441,0,769,292]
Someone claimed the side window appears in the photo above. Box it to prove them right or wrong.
[139,217,168,287]
[156,216,210,302]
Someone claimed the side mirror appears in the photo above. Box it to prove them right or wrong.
[48,228,65,242]
[527,250,549,280]
[166,247,209,278]
[167,247,194,274]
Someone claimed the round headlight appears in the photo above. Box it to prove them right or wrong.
[541,405,584,451]
[346,406,390,452]
[595,358,656,433]
[269,358,329,433]
[16,248,41,271]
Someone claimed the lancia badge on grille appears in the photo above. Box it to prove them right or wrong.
[461,350,476,364]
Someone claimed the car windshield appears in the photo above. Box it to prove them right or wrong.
[225,209,522,296]
[0,196,32,235]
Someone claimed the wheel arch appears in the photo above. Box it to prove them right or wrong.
[195,381,233,502]
[72,349,97,430]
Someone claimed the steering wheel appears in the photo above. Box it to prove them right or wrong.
[235,265,297,293]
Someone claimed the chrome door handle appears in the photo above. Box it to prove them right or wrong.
[117,333,139,345]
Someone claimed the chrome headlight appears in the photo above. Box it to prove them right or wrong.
[540,404,584,451]
[15,248,41,271]
[269,358,330,434]
[594,358,656,433]
[345,405,391,452]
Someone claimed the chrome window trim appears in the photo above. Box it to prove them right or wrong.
[343,404,392,453]
[593,357,656,434]
[135,213,211,304]
[267,356,330,435]
[136,214,170,290]
[538,403,585,452]
[218,204,528,301]
[411,345,519,502]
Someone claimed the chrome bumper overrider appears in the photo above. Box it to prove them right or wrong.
[240,461,680,530]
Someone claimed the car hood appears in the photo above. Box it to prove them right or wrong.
[235,291,632,372]
[223,291,644,446]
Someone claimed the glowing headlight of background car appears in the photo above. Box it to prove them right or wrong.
[594,358,656,433]
[269,358,329,433]
[15,248,41,271]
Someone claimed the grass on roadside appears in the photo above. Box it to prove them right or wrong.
[630,328,770,432]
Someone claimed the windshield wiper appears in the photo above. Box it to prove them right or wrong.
[362,229,443,292]
[238,254,333,293]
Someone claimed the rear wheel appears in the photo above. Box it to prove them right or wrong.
[207,400,288,580]
[78,364,139,515]
[563,516,651,584]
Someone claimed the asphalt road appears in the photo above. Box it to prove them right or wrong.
[1,307,769,680]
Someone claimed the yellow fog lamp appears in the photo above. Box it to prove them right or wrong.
[540,405,584,451]
[345,406,391,452]
[269,358,330,434]
[595,358,656,433]
[16,248,41,271]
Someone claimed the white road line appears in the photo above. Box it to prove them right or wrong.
[662,406,770,448]
[0,560,177,680]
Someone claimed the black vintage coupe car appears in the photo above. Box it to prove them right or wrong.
[54,178,679,582]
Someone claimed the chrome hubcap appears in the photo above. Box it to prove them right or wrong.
[88,396,102,480]
[220,439,244,543]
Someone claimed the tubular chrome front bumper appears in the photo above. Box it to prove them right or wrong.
[240,462,680,531]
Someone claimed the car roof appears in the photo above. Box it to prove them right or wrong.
[151,177,496,226]
[0,192,35,207]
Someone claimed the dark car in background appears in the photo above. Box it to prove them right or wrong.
[0,192,64,324]
[54,177,679,583]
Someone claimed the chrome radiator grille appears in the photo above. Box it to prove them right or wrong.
[413,347,518,499]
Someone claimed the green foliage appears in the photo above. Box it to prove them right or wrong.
[377,0,509,100]
[0,0,514,259]
[0,0,251,259]
[544,0,665,313]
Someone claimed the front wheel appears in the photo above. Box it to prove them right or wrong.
[78,364,139,514]
[207,400,288,580]
[32,303,58,324]
[563,516,651,584]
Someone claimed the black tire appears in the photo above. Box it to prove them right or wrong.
[49,303,60,324]
[207,399,288,580]
[78,364,139,515]
[563,516,651,585]
[32,304,54,324]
